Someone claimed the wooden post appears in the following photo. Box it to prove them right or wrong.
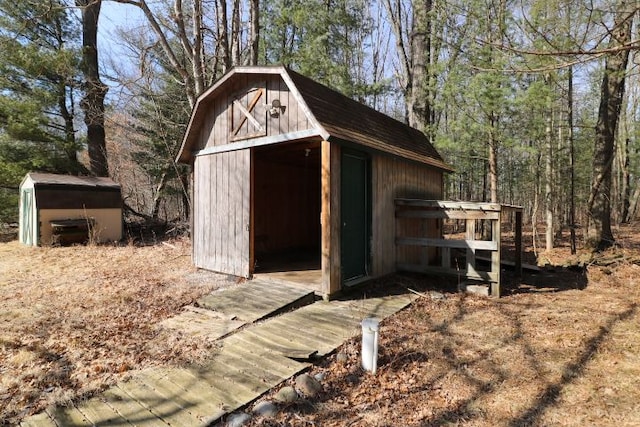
[465,218,476,276]
[321,140,341,299]
[491,214,501,298]
[249,149,255,276]
[515,209,523,278]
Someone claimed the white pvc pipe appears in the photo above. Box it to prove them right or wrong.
[361,318,380,374]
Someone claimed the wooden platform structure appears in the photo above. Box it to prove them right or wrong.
[395,199,523,297]
[176,66,452,300]
[21,280,414,427]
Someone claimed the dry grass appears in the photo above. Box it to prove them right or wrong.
[0,238,232,425]
[245,223,640,427]
[3,224,640,426]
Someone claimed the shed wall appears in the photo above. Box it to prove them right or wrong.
[193,149,251,277]
[35,188,121,209]
[371,154,443,276]
[38,208,122,245]
[197,75,313,152]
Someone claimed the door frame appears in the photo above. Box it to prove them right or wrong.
[340,148,372,284]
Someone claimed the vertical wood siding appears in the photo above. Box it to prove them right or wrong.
[371,154,443,276]
[193,150,251,277]
[196,75,312,151]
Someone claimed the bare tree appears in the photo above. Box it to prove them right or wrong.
[587,0,635,250]
[383,0,437,134]
[76,0,109,176]
[249,0,260,65]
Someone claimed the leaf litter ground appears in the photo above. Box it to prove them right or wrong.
[2,224,640,426]
[242,224,640,427]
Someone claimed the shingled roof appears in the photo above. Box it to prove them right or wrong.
[177,66,451,171]
[25,173,120,189]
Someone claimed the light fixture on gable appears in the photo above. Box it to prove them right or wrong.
[268,99,285,118]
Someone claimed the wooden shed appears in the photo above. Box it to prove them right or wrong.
[177,66,451,298]
[19,173,123,246]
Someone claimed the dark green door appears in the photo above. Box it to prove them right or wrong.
[341,150,370,282]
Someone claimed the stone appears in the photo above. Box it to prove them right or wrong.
[253,400,279,417]
[458,282,490,297]
[226,412,252,427]
[314,371,326,382]
[336,352,348,364]
[274,386,298,403]
[295,373,323,397]
[429,291,446,301]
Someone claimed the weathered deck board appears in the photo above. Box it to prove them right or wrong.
[20,281,414,427]
[208,347,293,385]
[46,405,92,426]
[116,378,203,426]
[197,281,314,322]
[102,385,168,426]
[241,326,319,354]
[296,310,361,335]
[220,338,311,374]
[265,318,346,351]
[160,367,249,410]
[201,364,271,396]
[317,296,413,319]
[161,310,245,339]
[226,331,319,362]
[144,368,233,421]
[19,412,57,427]
[183,366,262,403]
[75,397,127,426]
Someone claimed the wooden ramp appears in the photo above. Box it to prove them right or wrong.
[21,284,414,427]
[225,294,416,357]
[162,280,316,339]
[196,279,316,323]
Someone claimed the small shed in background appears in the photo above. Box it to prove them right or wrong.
[177,66,452,299]
[19,173,123,246]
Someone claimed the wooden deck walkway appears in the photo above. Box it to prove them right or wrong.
[161,280,314,340]
[21,282,414,427]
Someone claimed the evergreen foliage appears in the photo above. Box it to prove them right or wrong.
[0,0,83,222]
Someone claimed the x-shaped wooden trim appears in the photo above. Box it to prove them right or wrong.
[232,88,264,136]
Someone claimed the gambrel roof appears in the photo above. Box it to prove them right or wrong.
[177,65,451,171]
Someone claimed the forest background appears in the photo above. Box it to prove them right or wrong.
[1,0,639,252]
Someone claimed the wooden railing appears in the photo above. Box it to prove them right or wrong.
[395,199,523,297]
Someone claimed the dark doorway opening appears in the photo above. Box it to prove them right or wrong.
[252,140,322,285]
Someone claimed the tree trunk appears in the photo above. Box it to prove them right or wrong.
[231,0,241,65]
[545,103,553,251]
[216,0,231,71]
[587,1,634,250]
[76,0,108,177]
[408,0,433,132]
[57,81,82,173]
[568,65,576,253]
[249,0,260,65]
[621,138,631,223]
[151,171,169,219]
[488,113,498,203]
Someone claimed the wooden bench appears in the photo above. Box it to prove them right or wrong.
[50,218,95,245]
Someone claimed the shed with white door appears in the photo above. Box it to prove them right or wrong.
[19,172,123,246]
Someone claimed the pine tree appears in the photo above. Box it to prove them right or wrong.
[0,0,83,221]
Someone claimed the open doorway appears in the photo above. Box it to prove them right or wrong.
[252,140,322,289]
